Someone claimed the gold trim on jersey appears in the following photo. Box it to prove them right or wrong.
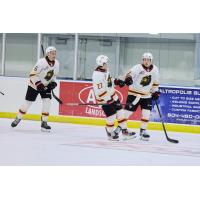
[128,89,150,96]
[96,91,116,104]
[153,83,159,87]
[98,91,107,98]
[29,74,36,77]
[96,99,105,103]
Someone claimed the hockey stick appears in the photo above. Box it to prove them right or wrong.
[40,43,63,105]
[65,96,140,106]
[0,91,4,95]
[154,99,179,144]
[52,89,63,104]
[40,42,45,56]
[65,102,132,106]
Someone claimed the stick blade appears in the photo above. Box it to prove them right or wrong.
[168,138,179,144]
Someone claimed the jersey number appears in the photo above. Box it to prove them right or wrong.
[34,66,38,71]
[97,83,103,89]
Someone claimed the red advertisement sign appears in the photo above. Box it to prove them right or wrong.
[59,81,141,120]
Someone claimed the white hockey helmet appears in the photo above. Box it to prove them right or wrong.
[96,55,109,66]
[142,52,153,60]
[46,46,57,55]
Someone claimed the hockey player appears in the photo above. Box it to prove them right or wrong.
[123,52,160,141]
[11,46,59,132]
[92,55,136,141]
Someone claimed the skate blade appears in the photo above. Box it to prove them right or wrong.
[41,128,51,132]
[11,124,17,128]
[140,136,149,141]
[107,137,120,141]
[123,135,137,141]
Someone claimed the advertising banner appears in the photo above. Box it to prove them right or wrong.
[59,81,141,120]
[59,81,200,125]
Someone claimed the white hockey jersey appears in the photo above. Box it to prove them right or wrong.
[29,57,59,90]
[92,67,118,104]
[126,64,159,98]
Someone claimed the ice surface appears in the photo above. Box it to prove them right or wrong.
[0,118,199,165]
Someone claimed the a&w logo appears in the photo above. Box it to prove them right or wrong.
[78,86,123,118]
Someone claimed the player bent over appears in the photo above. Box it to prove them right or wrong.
[11,46,59,132]
[123,52,160,141]
[92,55,136,141]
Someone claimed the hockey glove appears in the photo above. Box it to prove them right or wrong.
[124,76,133,86]
[152,91,161,100]
[35,81,45,92]
[48,81,57,90]
[114,79,125,88]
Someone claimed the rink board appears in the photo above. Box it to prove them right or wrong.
[0,78,200,133]
[0,112,199,134]
[59,81,200,126]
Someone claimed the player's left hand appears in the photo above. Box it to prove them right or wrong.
[152,91,161,100]
[48,82,57,90]
[124,75,133,86]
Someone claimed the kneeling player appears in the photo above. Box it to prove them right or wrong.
[11,46,59,132]
[124,52,160,141]
[92,55,136,141]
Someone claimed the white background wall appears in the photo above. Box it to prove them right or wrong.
[0,76,60,115]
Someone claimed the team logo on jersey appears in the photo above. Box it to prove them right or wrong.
[44,70,54,81]
[140,75,151,86]
[107,75,112,87]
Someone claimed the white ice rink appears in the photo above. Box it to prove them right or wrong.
[0,118,200,165]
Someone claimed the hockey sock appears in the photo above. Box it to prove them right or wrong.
[141,109,150,129]
[116,109,127,129]
[41,98,51,122]
[124,109,132,120]
[106,114,116,133]
[17,100,32,119]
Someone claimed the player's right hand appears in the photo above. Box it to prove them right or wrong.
[36,81,45,92]
[48,82,57,90]
[152,91,161,100]
[124,75,133,86]
[114,79,125,87]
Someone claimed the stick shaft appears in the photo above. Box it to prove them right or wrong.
[65,103,130,106]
